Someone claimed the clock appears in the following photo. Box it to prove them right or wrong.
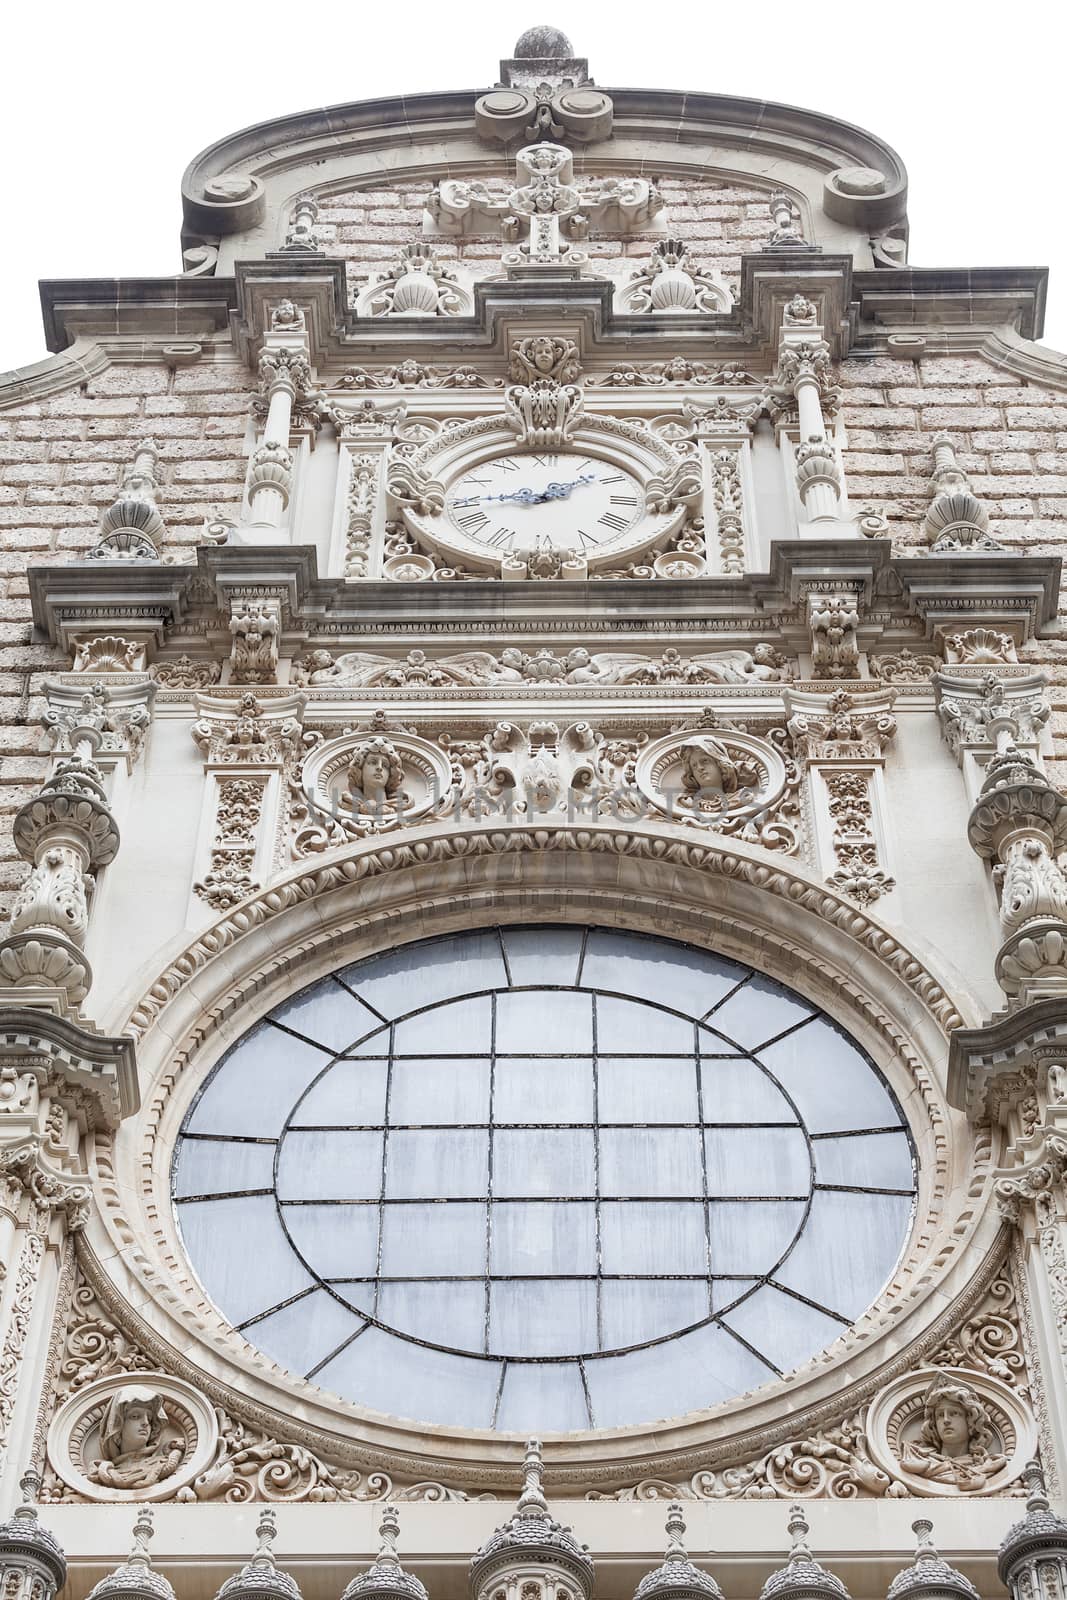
[444,450,644,556]
[386,410,702,578]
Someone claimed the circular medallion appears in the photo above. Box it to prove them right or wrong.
[635,729,788,828]
[866,1365,1035,1495]
[48,1373,218,1502]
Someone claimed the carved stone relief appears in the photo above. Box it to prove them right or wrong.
[294,730,454,850]
[865,1366,1035,1496]
[632,726,799,851]
[47,1373,218,1502]
[291,644,791,688]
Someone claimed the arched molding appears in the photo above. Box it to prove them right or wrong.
[79,816,1004,1485]
[180,88,907,267]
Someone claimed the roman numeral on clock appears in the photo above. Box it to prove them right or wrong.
[598,512,629,533]
[456,510,490,534]
[485,527,515,548]
[599,473,626,485]
[610,495,638,506]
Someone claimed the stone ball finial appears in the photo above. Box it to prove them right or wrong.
[513,24,574,56]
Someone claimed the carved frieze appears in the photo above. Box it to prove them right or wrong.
[292,644,791,688]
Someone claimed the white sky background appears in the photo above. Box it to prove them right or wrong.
[1,0,1062,372]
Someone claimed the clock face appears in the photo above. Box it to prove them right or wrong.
[444,452,645,555]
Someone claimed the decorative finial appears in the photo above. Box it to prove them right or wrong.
[253,1509,278,1567]
[377,1508,401,1569]
[130,1509,156,1569]
[1022,1460,1052,1511]
[517,1437,548,1514]
[664,1506,688,1562]
[15,1468,42,1520]
[912,1522,938,1564]
[787,1506,813,1563]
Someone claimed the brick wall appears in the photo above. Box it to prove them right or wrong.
[0,359,252,916]
[319,175,778,301]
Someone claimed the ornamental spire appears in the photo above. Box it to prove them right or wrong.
[886,1520,979,1600]
[470,1438,594,1600]
[340,1506,428,1600]
[0,1469,67,1600]
[86,1508,177,1600]
[758,1504,850,1600]
[633,1504,724,1600]
[213,1508,302,1600]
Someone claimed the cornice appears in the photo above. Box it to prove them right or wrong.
[0,1006,139,1129]
[180,85,908,244]
[37,275,239,356]
[853,267,1048,343]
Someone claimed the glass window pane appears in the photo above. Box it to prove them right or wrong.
[493,1130,594,1197]
[339,931,507,1021]
[598,1058,698,1123]
[270,978,381,1053]
[703,1127,810,1197]
[758,1018,901,1133]
[186,1025,330,1138]
[176,1196,314,1326]
[490,1201,596,1274]
[173,1139,275,1198]
[378,1281,485,1351]
[600,1129,702,1197]
[699,1057,795,1121]
[315,1328,500,1428]
[495,1361,589,1431]
[774,1190,913,1319]
[581,929,745,1017]
[276,1131,383,1201]
[489,1279,597,1356]
[705,973,814,1051]
[501,926,584,988]
[600,1279,709,1349]
[248,1288,363,1377]
[814,1131,914,1190]
[380,1202,486,1276]
[596,996,695,1053]
[385,1130,488,1198]
[708,1200,805,1276]
[392,994,492,1055]
[585,1321,773,1427]
[495,989,592,1054]
[600,1201,708,1274]
[494,1058,594,1124]
[281,1202,380,1279]
[723,1283,845,1375]
[292,1060,388,1127]
[389,1060,490,1126]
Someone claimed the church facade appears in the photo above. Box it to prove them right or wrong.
[3,27,1067,1600]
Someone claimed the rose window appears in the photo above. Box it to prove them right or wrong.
[173,926,916,1431]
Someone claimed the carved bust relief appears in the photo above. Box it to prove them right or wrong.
[296,729,453,850]
[634,728,797,848]
[865,1366,1035,1496]
[47,1372,218,1502]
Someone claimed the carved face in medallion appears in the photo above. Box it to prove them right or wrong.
[679,736,740,803]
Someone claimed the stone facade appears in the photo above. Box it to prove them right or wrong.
[1,24,1067,1600]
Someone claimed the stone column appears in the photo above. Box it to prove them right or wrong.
[243,303,318,538]
[0,700,120,1016]
[0,1019,136,1508]
[774,304,843,529]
